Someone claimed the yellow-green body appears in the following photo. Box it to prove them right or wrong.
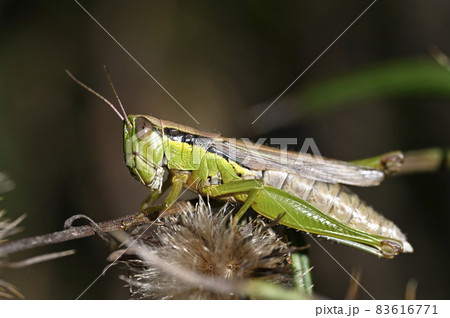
[124,114,412,258]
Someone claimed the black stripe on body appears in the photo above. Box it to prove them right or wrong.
[163,127,214,148]
[163,128,249,168]
[163,127,252,180]
[207,146,230,163]
[164,127,184,143]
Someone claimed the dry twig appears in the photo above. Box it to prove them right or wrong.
[0,201,192,258]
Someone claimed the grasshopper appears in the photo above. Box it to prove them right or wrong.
[67,69,413,259]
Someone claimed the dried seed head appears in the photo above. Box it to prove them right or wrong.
[0,211,25,242]
[122,199,293,299]
[0,210,23,299]
[0,174,25,299]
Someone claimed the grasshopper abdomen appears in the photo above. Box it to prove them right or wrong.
[261,170,413,252]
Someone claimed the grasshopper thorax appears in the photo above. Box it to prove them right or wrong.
[124,115,165,190]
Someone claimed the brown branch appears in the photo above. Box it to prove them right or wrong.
[0,201,192,258]
[398,148,449,174]
[352,147,449,176]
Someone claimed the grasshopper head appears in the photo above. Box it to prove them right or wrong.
[65,69,166,190]
[124,115,165,190]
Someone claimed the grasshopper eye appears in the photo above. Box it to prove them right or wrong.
[135,117,153,140]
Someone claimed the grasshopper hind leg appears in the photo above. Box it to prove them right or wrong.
[202,179,405,258]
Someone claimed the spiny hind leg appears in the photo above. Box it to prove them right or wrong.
[251,186,405,258]
[204,180,405,258]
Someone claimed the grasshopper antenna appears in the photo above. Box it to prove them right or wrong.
[103,65,131,127]
[65,69,125,122]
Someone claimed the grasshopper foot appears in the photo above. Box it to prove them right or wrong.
[120,212,150,231]
[120,205,165,231]
[380,239,404,258]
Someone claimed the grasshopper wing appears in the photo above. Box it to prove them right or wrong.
[212,139,385,187]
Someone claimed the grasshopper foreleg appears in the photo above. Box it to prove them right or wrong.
[121,171,188,230]
[140,190,162,211]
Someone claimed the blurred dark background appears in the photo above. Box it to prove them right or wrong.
[0,0,449,299]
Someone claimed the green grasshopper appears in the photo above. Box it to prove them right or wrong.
[67,69,413,259]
